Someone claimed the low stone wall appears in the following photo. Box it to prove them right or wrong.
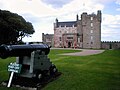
[101,41,120,49]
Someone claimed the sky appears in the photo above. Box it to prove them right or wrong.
[0,0,120,42]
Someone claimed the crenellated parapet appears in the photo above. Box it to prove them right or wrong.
[102,41,120,43]
[101,41,120,49]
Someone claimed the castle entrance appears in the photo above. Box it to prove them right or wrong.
[109,43,112,49]
[68,42,71,48]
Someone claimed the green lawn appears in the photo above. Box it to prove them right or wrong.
[0,49,120,90]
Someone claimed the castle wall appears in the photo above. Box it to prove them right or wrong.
[81,11,101,49]
[53,11,102,49]
[42,33,120,49]
[42,33,54,47]
[54,25,77,48]
[101,41,120,49]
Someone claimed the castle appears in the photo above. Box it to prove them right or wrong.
[42,10,120,49]
[54,10,101,49]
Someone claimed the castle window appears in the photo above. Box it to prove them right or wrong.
[91,23,93,27]
[78,38,80,43]
[91,30,93,33]
[72,24,74,27]
[46,38,51,42]
[67,37,73,39]
[91,17,93,20]
[59,25,61,27]
[91,36,93,40]
[59,37,62,41]
[67,30,69,33]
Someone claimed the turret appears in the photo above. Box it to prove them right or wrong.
[42,33,45,43]
[97,10,102,22]
[76,14,79,21]
[54,18,58,28]
[81,12,87,26]
[56,18,58,23]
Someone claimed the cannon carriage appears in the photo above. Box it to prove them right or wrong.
[0,44,58,87]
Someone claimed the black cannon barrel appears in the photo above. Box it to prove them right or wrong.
[0,44,50,59]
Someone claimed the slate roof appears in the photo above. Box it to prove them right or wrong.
[57,21,77,27]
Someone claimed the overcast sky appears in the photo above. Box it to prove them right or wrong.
[0,0,120,42]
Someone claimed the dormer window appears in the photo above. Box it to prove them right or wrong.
[72,24,74,27]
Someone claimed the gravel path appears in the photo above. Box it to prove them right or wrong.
[61,49,105,56]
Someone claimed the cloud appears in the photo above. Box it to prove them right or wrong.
[94,0,116,4]
[52,0,104,22]
[116,0,120,11]
[0,0,57,17]
[0,0,104,20]
[21,13,40,23]
[0,1,5,8]
[0,0,119,42]
[41,0,73,8]
[101,14,120,41]
[116,0,120,5]
[116,8,120,11]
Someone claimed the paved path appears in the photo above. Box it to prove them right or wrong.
[61,49,105,56]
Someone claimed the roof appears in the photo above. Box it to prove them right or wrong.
[57,21,77,27]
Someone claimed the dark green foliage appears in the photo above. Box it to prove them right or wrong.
[0,9,35,44]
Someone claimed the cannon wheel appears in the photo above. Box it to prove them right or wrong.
[50,64,58,76]
[33,70,43,81]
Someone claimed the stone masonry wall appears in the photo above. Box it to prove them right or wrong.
[54,26,77,47]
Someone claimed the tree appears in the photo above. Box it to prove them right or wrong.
[0,9,35,45]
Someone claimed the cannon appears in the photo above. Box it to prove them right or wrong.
[0,44,58,87]
[0,44,50,59]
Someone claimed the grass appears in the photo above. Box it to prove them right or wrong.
[0,49,120,90]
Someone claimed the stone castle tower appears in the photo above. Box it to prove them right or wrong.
[54,10,102,49]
